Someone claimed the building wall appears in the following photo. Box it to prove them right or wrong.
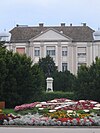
[5,28,100,75]
[7,41,99,75]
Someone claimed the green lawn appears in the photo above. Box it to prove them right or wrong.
[2,109,17,115]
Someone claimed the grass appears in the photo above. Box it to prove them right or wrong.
[2,108,17,115]
[2,108,36,115]
[1,107,50,116]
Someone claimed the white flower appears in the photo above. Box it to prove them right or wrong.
[36,104,42,107]
[93,107,100,110]
[9,120,14,125]
[3,119,8,125]
[34,120,40,126]
[62,122,67,126]
[54,106,61,110]
[50,100,57,103]
[66,121,71,126]
[95,104,100,107]
[79,119,85,126]
[38,108,44,110]
[39,121,46,126]
[83,110,90,113]
[56,121,61,126]
[67,110,73,113]
[72,119,78,125]
[49,109,56,113]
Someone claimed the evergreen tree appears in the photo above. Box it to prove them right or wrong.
[0,44,8,101]
[3,52,34,107]
[31,64,45,101]
[74,57,100,102]
[38,55,57,78]
[53,70,76,92]
[74,65,89,100]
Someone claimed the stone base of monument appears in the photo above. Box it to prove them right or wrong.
[46,77,53,92]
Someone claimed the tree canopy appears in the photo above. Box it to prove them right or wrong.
[38,55,57,78]
[74,57,100,102]
[1,41,100,107]
[0,46,44,107]
[31,64,45,97]
[53,70,76,92]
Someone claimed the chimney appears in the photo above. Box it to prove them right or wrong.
[16,24,19,27]
[82,23,86,26]
[70,23,72,26]
[61,23,65,27]
[39,23,44,28]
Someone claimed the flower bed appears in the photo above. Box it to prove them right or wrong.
[14,98,99,112]
[0,98,100,126]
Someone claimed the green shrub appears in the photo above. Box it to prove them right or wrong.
[31,91,74,102]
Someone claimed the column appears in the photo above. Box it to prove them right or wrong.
[26,42,30,57]
[12,44,16,53]
[40,42,44,58]
[57,42,62,71]
[29,42,34,60]
[72,44,77,75]
[98,44,100,58]
[87,43,92,66]
[68,43,73,73]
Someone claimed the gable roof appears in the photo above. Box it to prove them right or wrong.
[10,25,94,43]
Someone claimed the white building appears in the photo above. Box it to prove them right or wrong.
[1,23,100,75]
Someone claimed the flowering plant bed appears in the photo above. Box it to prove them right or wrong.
[0,98,100,126]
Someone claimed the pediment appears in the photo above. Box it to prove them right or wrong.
[29,28,72,42]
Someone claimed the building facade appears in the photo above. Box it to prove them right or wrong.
[2,23,100,75]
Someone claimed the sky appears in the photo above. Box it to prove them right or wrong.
[0,0,100,32]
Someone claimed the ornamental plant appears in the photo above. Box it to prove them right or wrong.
[1,98,100,126]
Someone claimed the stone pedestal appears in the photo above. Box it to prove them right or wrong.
[46,77,53,92]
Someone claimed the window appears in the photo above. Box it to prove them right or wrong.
[62,46,67,56]
[77,63,86,70]
[77,47,86,57]
[77,53,86,57]
[34,47,40,56]
[16,47,25,54]
[46,46,55,56]
[62,63,67,72]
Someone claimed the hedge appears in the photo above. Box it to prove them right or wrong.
[31,91,74,102]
